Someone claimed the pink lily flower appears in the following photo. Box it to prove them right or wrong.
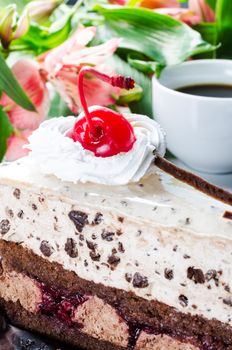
[39,26,121,114]
[5,130,32,161]
[1,59,49,161]
[1,59,49,130]
[189,0,215,23]
[155,8,201,26]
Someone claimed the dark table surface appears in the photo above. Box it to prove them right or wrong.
[0,314,79,350]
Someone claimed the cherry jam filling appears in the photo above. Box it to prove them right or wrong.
[70,67,136,157]
[39,284,88,326]
[37,283,226,350]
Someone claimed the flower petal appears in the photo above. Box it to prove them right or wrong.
[0,5,16,48]
[51,67,120,114]
[39,26,96,73]
[140,0,180,9]
[0,59,49,130]
[62,38,121,67]
[155,8,201,26]
[26,0,62,23]
[13,9,30,40]
[189,0,215,22]
[42,33,120,113]
[5,130,32,161]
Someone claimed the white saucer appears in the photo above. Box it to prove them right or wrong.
[170,158,232,191]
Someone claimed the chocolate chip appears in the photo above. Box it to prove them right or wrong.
[39,196,45,203]
[116,229,123,236]
[91,234,97,240]
[90,251,101,261]
[79,234,84,241]
[101,230,115,241]
[187,267,205,284]
[40,241,53,257]
[223,211,232,220]
[92,212,103,225]
[164,268,174,280]
[0,220,10,235]
[65,238,78,258]
[183,254,191,259]
[5,208,14,218]
[173,245,178,252]
[125,273,132,283]
[107,254,120,268]
[224,285,230,293]
[68,210,88,232]
[84,260,88,267]
[223,298,232,307]
[118,216,124,223]
[86,240,97,251]
[13,188,20,199]
[179,294,188,307]
[185,217,191,225]
[205,269,219,286]
[118,242,125,253]
[132,272,149,288]
[32,204,37,211]
[17,210,24,219]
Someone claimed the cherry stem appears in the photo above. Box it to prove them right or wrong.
[78,67,135,138]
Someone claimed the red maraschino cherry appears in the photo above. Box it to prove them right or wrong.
[71,67,136,157]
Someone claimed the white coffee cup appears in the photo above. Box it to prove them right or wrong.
[152,59,232,174]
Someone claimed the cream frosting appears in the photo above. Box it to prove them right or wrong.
[26,106,166,186]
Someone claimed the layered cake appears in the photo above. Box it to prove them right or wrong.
[0,68,232,350]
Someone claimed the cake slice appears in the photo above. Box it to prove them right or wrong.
[0,156,231,350]
[0,68,232,350]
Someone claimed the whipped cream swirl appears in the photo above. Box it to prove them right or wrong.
[26,106,166,185]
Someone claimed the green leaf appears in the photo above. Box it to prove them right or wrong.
[118,84,143,105]
[110,55,152,117]
[94,5,216,66]
[49,92,72,118]
[206,0,217,10]
[127,0,141,5]
[13,16,72,55]
[215,0,232,59]
[0,105,13,162]
[128,54,164,74]
[0,0,30,11]
[11,3,79,55]
[193,22,217,58]
[0,53,35,111]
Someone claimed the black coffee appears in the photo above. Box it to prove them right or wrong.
[176,84,232,98]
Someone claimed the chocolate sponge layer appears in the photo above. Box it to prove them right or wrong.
[0,239,231,349]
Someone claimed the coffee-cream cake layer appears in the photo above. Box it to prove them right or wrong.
[0,159,231,328]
